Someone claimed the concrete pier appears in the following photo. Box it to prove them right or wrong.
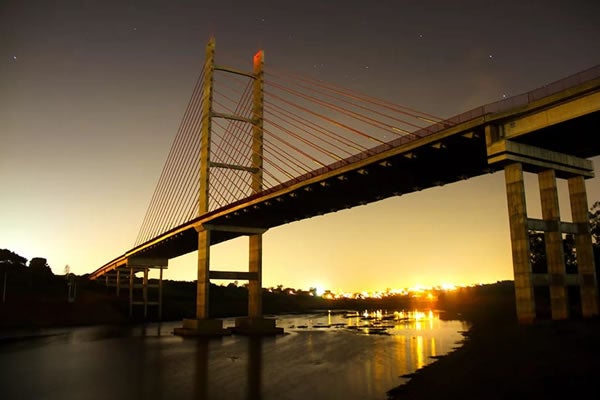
[568,176,599,317]
[493,133,598,322]
[538,169,568,320]
[504,163,536,323]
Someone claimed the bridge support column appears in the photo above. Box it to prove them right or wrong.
[129,267,134,317]
[539,170,568,320]
[568,176,599,317]
[196,229,210,320]
[248,234,262,318]
[158,267,163,321]
[143,267,149,319]
[174,228,230,336]
[490,137,598,322]
[119,259,167,320]
[231,233,283,336]
[505,163,536,323]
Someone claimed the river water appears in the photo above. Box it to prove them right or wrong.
[0,310,468,400]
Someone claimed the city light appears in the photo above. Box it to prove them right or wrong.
[265,281,482,300]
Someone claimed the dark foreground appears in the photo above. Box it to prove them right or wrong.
[387,317,600,399]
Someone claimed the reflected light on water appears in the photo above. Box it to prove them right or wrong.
[416,335,424,369]
[0,311,469,400]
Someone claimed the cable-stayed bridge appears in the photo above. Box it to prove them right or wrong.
[90,38,600,335]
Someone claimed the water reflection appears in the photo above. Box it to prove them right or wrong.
[0,311,468,400]
[194,339,209,400]
[246,338,262,400]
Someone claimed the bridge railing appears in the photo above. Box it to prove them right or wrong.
[466,64,600,117]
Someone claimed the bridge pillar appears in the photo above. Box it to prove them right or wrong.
[196,228,210,320]
[231,233,283,336]
[122,263,166,320]
[538,169,568,320]
[248,233,262,318]
[505,163,536,323]
[129,267,134,317]
[174,228,231,336]
[489,134,599,322]
[568,176,599,317]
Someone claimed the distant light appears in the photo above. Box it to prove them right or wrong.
[314,284,325,296]
[12,56,17,61]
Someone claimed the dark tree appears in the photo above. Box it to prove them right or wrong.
[529,232,546,273]
[29,257,50,270]
[590,201,600,247]
[528,201,598,275]
[29,257,54,280]
[0,249,27,267]
[590,201,600,287]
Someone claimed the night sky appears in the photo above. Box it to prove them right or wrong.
[2,0,599,293]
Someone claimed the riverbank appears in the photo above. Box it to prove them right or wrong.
[387,316,600,399]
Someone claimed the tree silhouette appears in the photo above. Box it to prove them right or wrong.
[0,249,27,268]
[590,201,600,247]
[529,201,600,279]
[590,201,600,287]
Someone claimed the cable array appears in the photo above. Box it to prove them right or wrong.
[134,61,449,247]
[134,68,204,245]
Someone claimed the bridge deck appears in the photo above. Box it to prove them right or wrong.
[90,65,600,279]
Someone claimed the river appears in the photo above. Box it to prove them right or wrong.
[0,309,469,400]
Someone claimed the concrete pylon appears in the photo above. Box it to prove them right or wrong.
[231,232,283,336]
[568,176,599,317]
[538,169,568,319]
[504,163,536,323]
[175,227,230,336]
[490,131,599,322]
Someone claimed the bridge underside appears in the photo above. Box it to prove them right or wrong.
[510,110,600,158]
[128,131,491,260]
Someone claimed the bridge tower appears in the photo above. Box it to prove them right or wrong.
[175,38,282,336]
